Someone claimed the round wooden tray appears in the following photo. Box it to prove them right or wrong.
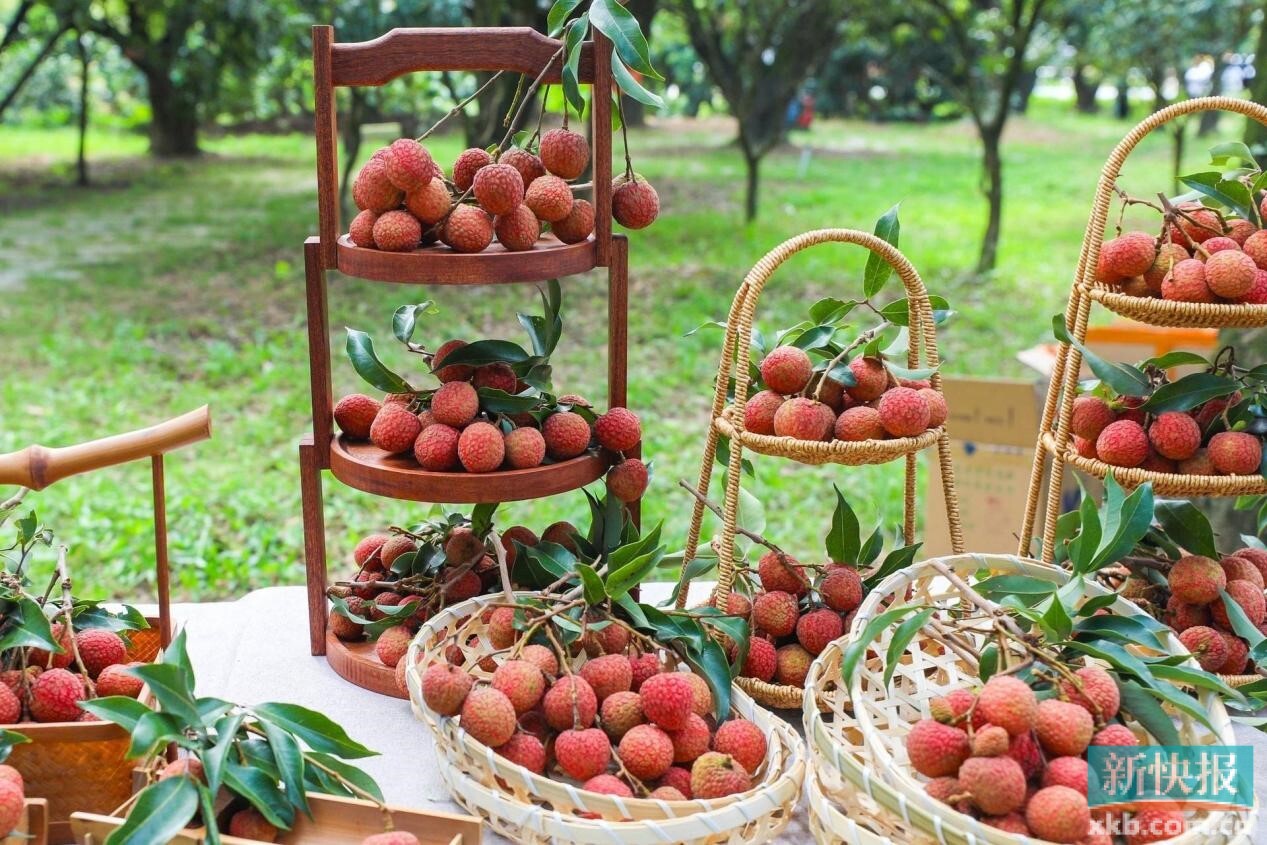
[325,628,407,699]
[328,434,611,503]
[335,233,598,285]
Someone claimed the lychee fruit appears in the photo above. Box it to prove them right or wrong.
[430,381,479,428]
[1091,724,1139,747]
[976,675,1037,736]
[639,672,694,730]
[1213,579,1266,627]
[582,773,632,797]
[752,591,799,637]
[354,533,390,568]
[498,426,544,470]
[618,723,674,780]
[335,394,382,439]
[1095,419,1149,467]
[405,178,450,226]
[1059,665,1121,721]
[970,725,1010,757]
[1006,730,1043,780]
[29,668,84,722]
[1179,625,1231,671]
[473,163,524,216]
[370,403,424,454]
[443,526,486,567]
[494,204,540,251]
[158,757,205,782]
[0,684,19,724]
[349,209,379,247]
[460,687,517,747]
[1143,243,1190,292]
[430,339,473,383]
[353,157,403,213]
[551,199,595,243]
[712,718,766,774]
[375,625,412,668]
[606,458,648,502]
[796,608,843,655]
[846,356,889,401]
[1224,555,1266,589]
[1235,546,1267,582]
[371,210,422,252]
[452,148,492,192]
[760,346,813,394]
[229,808,278,843]
[555,726,612,781]
[499,148,545,188]
[94,662,145,698]
[744,391,787,437]
[830,405,885,443]
[362,834,422,845]
[1035,699,1094,757]
[690,752,751,799]
[774,644,811,687]
[740,637,777,682]
[542,521,581,553]
[496,731,547,774]
[1162,258,1216,302]
[665,713,711,764]
[521,644,559,677]
[1218,631,1250,673]
[1172,204,1224,244]
[658,765,693,799]
[379,534,416,569]
[1025,785,1090,844]
[442,568,482,602]
[876,387,931,437]
[524,174,573,222]
[773,397,833,440]
[542,411,591,459]
[1147,411,1201,461]
[648,785,686,801]
[904,718,970,778]
[1098,232,1156,281]
[75,629,127,679]
[457,422,505,473]
[543,675,598,730]
[920,388,948,428]
[579,654,633,703]
[491,660,546,714]
[929,688,984,729]
[959,755,1027,815]
[384,139,434,192]
[413,423,460,471]
[1168,554,1226,604]
[594,407,641,452]
[612,175,660,229]
[539,128,590,180]
[1208,430,1262,474]
[1228,219,1257,244]
[600,690,645,739]
[441,204,494,253]
[1205,249,1257,298]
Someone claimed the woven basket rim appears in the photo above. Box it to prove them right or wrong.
[734,675,805,710]
[828,552,1246,845]
[714,407,943,466]
[406,592,807,822]
[804,758,896,845]
[1040,432,1267,495]
[1087,284,1267,329]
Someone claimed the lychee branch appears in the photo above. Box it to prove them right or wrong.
[417,70,506,142]
[809,321,891,403]
[676,480,785,555]
[54,544,94,697]
[494,45,566,159]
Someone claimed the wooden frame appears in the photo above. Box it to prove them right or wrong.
[3,799,48,845]
[299,25,640,698]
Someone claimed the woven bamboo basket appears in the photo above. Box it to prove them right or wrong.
[0,406,210,842]
[1019,97,1267,565]
[679,228,964,709]
[806,552,1257,845]
[405,593,805,843]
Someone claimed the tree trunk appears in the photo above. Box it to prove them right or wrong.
[977,128,1003,273]
[0,24,68,120]
[1072,63,1099,114]
[741,144,760,222]
[1171,124,1186,193]
[1198,58,1226,137]
[1115,80,1130,119]
[1247,6,1267,152]
[75,32,89,187]
[143,67,200,156]
[1014,68,1037,114]
[339,88,368,221]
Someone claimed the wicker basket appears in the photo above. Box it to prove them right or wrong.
[405,593,806,843]
[680,228,964,709]
[1018,97,1267,564]
[805,552,1256,845]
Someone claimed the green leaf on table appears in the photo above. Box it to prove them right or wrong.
[304,751,384,803]
[345,330,411,394]
[253,703,377,759]
[1118,679,1180,746]
[129,663,201,726]
[203,711,247,797]
[103,776,199,845]
[883,608,933,687]
[864,204,900,297]
[225,760,295,829]
[1153,500,1217,559]
[825,485,861,565]
[392,302,436,345]
[260,717,310,816]
[128,711,186,759]
[1141,373,1238,413]
[590,0,660,78]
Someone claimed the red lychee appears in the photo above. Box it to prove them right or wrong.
[441,205,494,253]
[977,675,1037,736]
[555,726,611,780]
[334,394,382,439]
[385,139,434,192]
[1148,411,1201,461]
[834,406,885,441]
[607,458,648,502]
[539,128,590,180]
[1097,232,1156,281]
[524,174,574,222]
[1035,699,1094,757]
[740,637,777,681]
[543,675,598,731]
[774,643,812,687]
[1208,430,1262,474]
[550,199,595,243]
[353,157,403,213]
[1071,396,1115,441]
[473,163,524,216]
[496,732,547,774]
[618,723,674,780]
[689,752,751,799]
[1178,625,1229,671]
[499,148,545,188]
[1095,419,1149,467]
[371,403,424,454]
[457,422,505,473]
[846,356,889,401]
[542,411,592,459]
[503,426,546,469]
[431,381,479,428]
[349,209,378,247]
[460,687,517,747]
[773,397,833,440]
[612,175,660,229]
[1213,579,1266,627]
[1143,243,1191,292]
[29,668,84,722]
[712,718,766,775]
[795,608,843,655]
[494,204,540,251]
[1161,258,1216,303]
[1205,249,1257,298]
[760,346,813,394]
[405,178,450,226]
[1058,665,1120,720]
[413,423,460,471]
[372,210,422,252]
[452,148,492,192]
[595,407,641,452]
[876,386,931,437]
[904,718,970,778]
[75,629,127,679]
[639,672,694,730]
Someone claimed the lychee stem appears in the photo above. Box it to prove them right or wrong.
[615,93,634,181]
[488,529,515,604]
[676,480,785,556]
[55,544,95,697]
[417,70,506,143]
[494,44,566,160]
[808,321,891,402]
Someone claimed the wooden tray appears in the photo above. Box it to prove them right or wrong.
[335,234,597,285]
[324,630,405,699]
[329,435,611,504]
[70,792,481,845]
[2,800,48,845]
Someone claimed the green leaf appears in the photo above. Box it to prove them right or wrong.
[787,325,837,352]
[0,596,58,653]
[1051,317,1150,396]
[841,605,923,681]
[78,696,151,733]
[203,711,246,797]
[225,760,295,829]
[253,703,377,759]
[561,16,588,124]
[260,717,310,817]
[198,785,221,845]
[103,776,199,845]
[825,485,861,565]
[431,339,531,367]
[605,547,665,601]
[1144,350,1210,370]
[1148,663,1246,701]
[679,635,731,721]
[978,644,998,681]
[1216,588,1267,649]
[809,298,858,324]
[1065,494,1102,573]
[1209,141,1259,170]
[128,711,185,759]
[858,526,885,567]
[864,543,922,589]
[864,204,900,297]
[610,55,663,109]
[345,329,411,394]
[880,295,951,328]
[589,0,660,79]
[1085,475,1154,574]
[1039,593,1073,642]
[575,563,607,605]
[1073,614,1168,652]
[161,629,197,691]
[303,751,384,803]
[392,302,435,345]
[128,663,202,727]
[883,608,933,687]
[1153,500,1217,559]
[973,574,1059,603]
[1118,679,1181,746]
[1181,172,1256,224]
[1140,373,1238,413]
[547,0,584,35]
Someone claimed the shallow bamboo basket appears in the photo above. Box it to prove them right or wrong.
[406,593,805,844]
[805,552,1256,845]
[1019,97,1267,566]
[681,229,964,710]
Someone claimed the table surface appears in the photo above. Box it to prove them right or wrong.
[166,585,1267,845]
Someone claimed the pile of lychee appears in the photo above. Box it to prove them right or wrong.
[906,668,1174,844]
[722,551,864,690]
[418,626,766,805]
[1071,390,1261,475]
[0,624,146,725]
[1157,549,1267,675]
[1096,204,1267,304]
[347,133,659,254]
[746,347,947,444]
[334,343,647,500]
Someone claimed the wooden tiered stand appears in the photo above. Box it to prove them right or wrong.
[300,26,634,697]
[1018,96,1267,565]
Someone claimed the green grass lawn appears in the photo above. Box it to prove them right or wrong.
[0,104,1227,599]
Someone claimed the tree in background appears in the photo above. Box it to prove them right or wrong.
[911,0,1049,273]
[1247,0,1267,153]
[671,0,848,221]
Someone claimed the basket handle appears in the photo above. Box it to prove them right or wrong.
[0,406,211,491]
